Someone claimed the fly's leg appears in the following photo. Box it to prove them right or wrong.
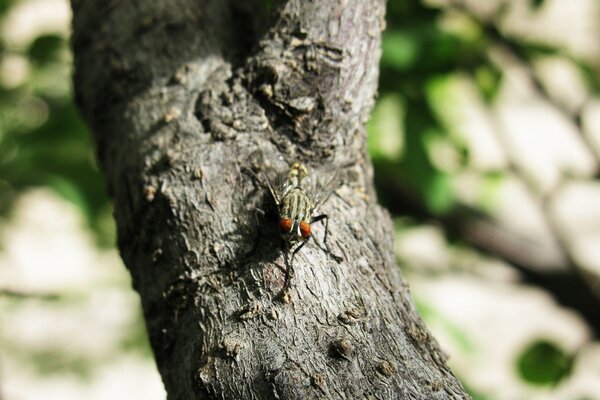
[311,214,343,262]
[274,239,289,276]
[281,238,309,295]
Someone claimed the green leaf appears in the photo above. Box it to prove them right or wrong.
[0,0,15,16]
[474,65,502,103]
[530,0,546,10]
[46,175,89,214]
[480,171,505,211]
[402,102,455,215]
[424,172,454,214]
[27,35,65,66]
[516,340,574,386]
[0,98,111,242]
[381,32,419,71]
[27,347,94,380]
[577,62,600,94]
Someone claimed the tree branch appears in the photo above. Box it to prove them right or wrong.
[72,0,468,398]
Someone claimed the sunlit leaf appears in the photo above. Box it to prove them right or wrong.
[401,102,455,215]
[26,347,94,380]
[46,175,89,215]
[480,171,504,211]
[523,42,560,57]
[424,172,454,214]
[367,94,404,161]
[474,65,502,103]
[381,31,419,71]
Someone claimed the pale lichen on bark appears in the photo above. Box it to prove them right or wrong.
[72,0,469,398]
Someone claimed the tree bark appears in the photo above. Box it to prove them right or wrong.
[71,0,469,398]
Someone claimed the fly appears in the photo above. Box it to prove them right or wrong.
[261,161,342,294]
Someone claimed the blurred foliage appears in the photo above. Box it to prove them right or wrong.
[23,346,95,380]
[516,340,574,385]
[1,0,599,398]
[0,292,151,381]
[371,0,490,215]
[369,0,599,217]
[372,1,600,397]
[0,6,113,247]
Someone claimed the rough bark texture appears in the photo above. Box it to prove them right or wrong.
[71,0,469,399]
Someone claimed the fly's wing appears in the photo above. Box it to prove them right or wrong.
[308,164,343,211]
[259,158,289,206]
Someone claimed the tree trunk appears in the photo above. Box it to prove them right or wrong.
[71,0,469,398]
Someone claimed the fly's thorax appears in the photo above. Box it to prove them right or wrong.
[286,162,309,187]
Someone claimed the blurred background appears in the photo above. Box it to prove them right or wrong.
[1,0,599,399]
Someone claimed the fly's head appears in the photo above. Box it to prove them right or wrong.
[278,217,311,244]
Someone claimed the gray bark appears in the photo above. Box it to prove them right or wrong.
[71,0,469,399]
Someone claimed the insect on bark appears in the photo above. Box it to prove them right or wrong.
[261,161,343,294]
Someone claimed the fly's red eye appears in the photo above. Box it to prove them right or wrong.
[279,218,293,233]
[299,221,311,238]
